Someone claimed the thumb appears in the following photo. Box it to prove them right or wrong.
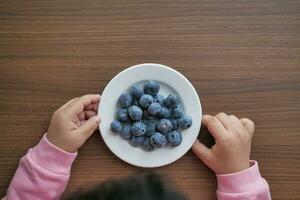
[76,116,100,139]
[192,139,213,167]
[240,118,255,137]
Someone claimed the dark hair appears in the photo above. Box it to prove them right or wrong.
[64,173,188,200]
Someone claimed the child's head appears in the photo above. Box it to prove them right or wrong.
[64,173,187,200]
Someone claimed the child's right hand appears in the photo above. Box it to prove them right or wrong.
[192,113,255,174]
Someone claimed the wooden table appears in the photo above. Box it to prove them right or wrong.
[0,0,299,199]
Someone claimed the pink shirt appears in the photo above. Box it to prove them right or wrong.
[3,135,271,200]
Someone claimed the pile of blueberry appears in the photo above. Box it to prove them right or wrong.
[110,80,192,151]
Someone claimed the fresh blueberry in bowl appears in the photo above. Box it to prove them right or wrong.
[130,84,144,99]
[116,108,130,122]
[150,132,167,148]
[171,106,184,119]
[143,110,156,120]
[118,93,133,108]
[119,123,132,140]
[131,122,146,136]
[166,131,182,146]
[142,137,155,151]
[157,119,173,134]
[143,119,157,136]
[157,106,171,119]
[170,119,179,130]
[165,95,179,108]
[148,102,162,115]
[139,94,154,108]
[130,136,146,147]
[178,114,193,129]
[153,94,165,106]
[128,105,143,121]
[144,80,160,96]
[111,120,122,134]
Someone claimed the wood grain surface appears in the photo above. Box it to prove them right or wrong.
[0,0,300,199]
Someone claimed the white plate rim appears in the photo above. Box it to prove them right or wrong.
[98,63,202,168]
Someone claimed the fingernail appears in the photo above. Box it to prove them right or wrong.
[93,116,100,123]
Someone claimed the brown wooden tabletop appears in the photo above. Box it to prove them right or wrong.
[0,0,300,199]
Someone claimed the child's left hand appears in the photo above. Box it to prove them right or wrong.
[47,94,101,153]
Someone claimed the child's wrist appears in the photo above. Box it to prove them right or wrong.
[46,133,77,153]
[215,160,250,175]
[227,161,250,174]
[29,134,78,174]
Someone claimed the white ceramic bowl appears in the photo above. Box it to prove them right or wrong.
[98,63,202,168]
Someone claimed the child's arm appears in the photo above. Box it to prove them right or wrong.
[192,113,271,200]
[3,94,100,200]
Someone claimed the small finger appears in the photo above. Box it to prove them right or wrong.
[59,97,79,110]
[78,111,85,121]
[240,118,255,136]
[84,110,97,119]
[214,112,234,131]
[202,115,227,142]
[80,120,87,126]
[76,116,100,139]
[85,104,94,110]
[192,139,213,166]
[92,102,99,112]
[229,115,244,129]
[78,110,97,121]
[65,94,101,115]
[84,103,99,113]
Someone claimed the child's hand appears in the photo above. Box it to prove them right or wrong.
[192,113,255,174]
[47,94,101,153]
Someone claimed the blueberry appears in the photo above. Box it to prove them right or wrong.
[147,102,162,115]
[130,84,144,99]
[171,106,184,119]
[144,80,160,96]
[142,137,155,151]
[170,119,179,130]
[143,119,157,136]
[153,94,165,106]
[116,108,130,122]
[118,93,133,108]
[157,107,171,119]
[157,119,173,134]
[139,94,154,108]
[178,114,193,129]
[131,122,146,136]
[166,131,182,146]
[133,99,140,106]
[150,132,166,148]
[111,120,122,133]
[130,136,146,147]
[128,105,143,121]
[143,110,156,120]
[165,95,179,108]
[120,124,132,140]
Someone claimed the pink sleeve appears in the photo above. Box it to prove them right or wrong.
[2,134,77,200]
[216,161,271,200]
